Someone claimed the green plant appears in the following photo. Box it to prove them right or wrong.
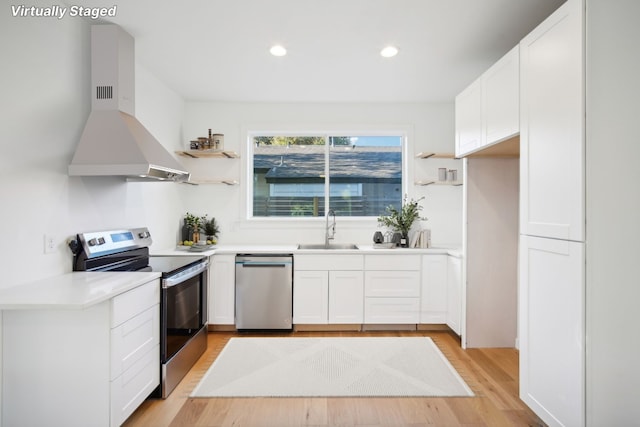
[184,212,205,234]
[203,217,220,238]
[377,196,426,237]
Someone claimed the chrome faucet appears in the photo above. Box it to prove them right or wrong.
[325,209,336,246]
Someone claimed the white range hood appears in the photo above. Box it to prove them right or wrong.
[69,24,190,182]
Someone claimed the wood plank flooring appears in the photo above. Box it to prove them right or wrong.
[123,331,546,427]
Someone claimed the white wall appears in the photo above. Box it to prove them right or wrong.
[179,102,463,247]
[0,14,186,289]
[585,0,640,424]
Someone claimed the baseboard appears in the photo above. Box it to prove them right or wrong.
[294,324,362,332]
[208,324,237,332]
[210,323,452,333]
[362,324,417,331]
[416,324,451,332]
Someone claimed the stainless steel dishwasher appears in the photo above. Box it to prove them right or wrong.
[235,254,293,330]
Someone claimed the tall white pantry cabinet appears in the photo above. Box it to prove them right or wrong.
[520,0,640,426]
[519,0,585,426]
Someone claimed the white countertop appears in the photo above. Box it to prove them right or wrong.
[152,244,462,257]
[0,271,161,310]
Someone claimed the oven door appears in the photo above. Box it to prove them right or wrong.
[161,261,208,362]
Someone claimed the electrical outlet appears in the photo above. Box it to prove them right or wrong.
[44,234,56,254]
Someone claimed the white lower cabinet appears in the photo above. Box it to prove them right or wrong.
[2,279,160,427]
[293,270,364,324]
[293,270,329,323]
[420,255,448,323]
[208,254,235,325]
[364,297,420,324]
[293,255,364,324]
[292,253,457,328]
[328,270,364,323]
[446,255,462,335]
[364,255,421,324]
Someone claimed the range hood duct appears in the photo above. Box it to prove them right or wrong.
[69,25,190,182]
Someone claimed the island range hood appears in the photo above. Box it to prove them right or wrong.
[69,25,190,182]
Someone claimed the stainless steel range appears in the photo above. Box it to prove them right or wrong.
[69,227,208,398]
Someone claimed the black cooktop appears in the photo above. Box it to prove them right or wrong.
[148,255,205,275]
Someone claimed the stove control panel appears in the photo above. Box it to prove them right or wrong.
[77,227,153,258]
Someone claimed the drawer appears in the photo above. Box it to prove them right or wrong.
[295,254,364,271]
[111,304,159,380]
[364,254,421,271]
[364,297,420,324]
[364,271,420,297]
[110,345,159,427]
[111,279,160,328]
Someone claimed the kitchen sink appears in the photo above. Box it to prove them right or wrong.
[297,243,359,250]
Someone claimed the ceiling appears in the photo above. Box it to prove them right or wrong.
[73,0,565,103]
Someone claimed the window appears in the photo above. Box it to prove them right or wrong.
[250,133,403,217]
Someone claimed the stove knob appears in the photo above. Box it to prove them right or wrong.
[98,237,106,245]
[139,231,150,239]
[88,238,97,246]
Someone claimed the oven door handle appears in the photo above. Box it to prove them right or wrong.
[163,261,209,288]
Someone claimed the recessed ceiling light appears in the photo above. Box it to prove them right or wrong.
[380,46,399,58]
[270,45,287,57]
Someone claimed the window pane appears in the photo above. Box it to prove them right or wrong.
[252,136,326,217]
[329,136,402,216]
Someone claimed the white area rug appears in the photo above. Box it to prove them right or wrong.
[191,337,473,398]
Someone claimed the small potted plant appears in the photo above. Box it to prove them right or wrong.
[377,196,426,247]
[203,217,220,245]
[184,212,205,244]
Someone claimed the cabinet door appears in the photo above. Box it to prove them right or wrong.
[455,78,483,157]
[110,345,159,427]
[420,255,448,323]
[328,270,364,324]
[364,298,420,324]
[364,271,420,297]
[209,255,235,325]
[519,235,584,427]
[520,0,584,241]
[293,270,329,324]
[446,256,462,335]
[110,305,159,380]
[484,45,519,145]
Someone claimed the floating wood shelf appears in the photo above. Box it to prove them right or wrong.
[176,150,239,159]
[415,152,456,159]
[415,180,463,186]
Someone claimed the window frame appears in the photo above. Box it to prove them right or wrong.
[243,125,411,223]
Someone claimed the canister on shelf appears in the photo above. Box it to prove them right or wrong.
[438,168,447,181]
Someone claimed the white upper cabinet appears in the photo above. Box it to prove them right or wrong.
[455,77,483,156]
[483,45,520,145]
[519,0,584,241]
[455,45,520,158]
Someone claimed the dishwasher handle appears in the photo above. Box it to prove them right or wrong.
[238,261,289,267]
[235,254,293,268]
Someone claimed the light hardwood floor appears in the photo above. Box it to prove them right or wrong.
[123,331,546,427]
